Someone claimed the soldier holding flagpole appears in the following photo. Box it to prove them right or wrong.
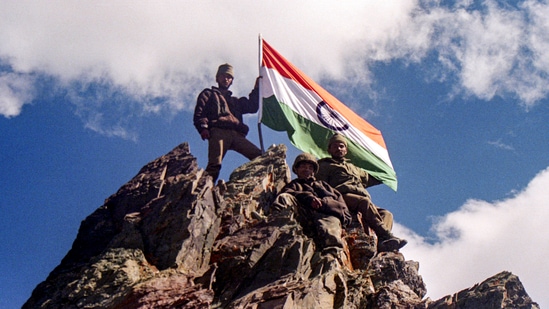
[193,63,262,182]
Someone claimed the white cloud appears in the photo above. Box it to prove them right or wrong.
[1,1,549,125]
[487,138,514,151]
[0,72,34,118]
[398,166,549,308]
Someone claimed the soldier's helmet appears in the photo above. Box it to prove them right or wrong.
[292,153,319,174]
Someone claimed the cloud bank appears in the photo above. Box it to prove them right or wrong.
[398,166,549,308]
[1,0,549,128]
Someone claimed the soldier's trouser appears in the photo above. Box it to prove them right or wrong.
[310,212,344,249]
[342,193,393,236]
[206,127,262,181]
[271,193,344,249]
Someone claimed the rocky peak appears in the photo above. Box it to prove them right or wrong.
[23,143,539,308]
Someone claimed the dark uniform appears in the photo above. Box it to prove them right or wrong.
[277,153,351,250]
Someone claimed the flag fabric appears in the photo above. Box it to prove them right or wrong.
[259,39,398,190]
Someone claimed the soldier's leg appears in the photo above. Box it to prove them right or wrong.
[314,213,344,249]
[343,193,406,252]
[206,128,229,182]
[272,195,344,250]
[377,207,394,231]
[343,193,384,231]
[231,131,262,160]
[269,193,299,218]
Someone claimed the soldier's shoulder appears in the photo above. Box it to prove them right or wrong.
[197,87,211,97]
[318,157,333,164]
[201,86,221,95]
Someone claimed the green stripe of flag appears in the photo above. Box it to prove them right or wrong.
[262,95,397,190]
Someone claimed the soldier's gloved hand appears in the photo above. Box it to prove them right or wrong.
[200,129,210,140]
[254,76,262,88]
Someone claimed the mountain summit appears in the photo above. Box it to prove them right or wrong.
[23,143,538,308]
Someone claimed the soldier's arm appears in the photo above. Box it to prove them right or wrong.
[360,168,381,188]
[193,90,211,134]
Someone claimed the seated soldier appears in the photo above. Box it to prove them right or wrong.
[316,133,407,253]
[278,153,352,251]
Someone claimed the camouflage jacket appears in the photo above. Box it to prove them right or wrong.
[316,157,378,199]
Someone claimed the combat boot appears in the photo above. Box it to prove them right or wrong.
[377,235,407,252]
[373,226,407,252]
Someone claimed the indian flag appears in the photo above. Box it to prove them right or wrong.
[259,39,397,191]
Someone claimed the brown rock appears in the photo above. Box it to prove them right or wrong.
[23,143,538,309]
[428,271,539,309]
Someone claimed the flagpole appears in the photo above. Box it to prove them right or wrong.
[257,33,265,153]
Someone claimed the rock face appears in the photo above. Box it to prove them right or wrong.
[23,143,539,309]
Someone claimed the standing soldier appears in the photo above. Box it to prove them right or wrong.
[316,133,407,252]
[193,63,262,182]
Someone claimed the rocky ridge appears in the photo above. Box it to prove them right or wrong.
[23,143,539,308]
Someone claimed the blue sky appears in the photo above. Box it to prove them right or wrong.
[1,1,549,308]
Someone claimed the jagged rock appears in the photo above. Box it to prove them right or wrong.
[428,271,539,309]
[369,252,427,299]
[24,143,218,308]
[61,248,157,308]
[344,220,377,270]
[23,143,538,309]
[113,272,215,309]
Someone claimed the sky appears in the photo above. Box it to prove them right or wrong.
[1,0,548,308]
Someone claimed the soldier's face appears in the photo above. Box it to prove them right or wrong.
[328,142,347,159]
[216,73,233,89]
[296,163,315,179]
